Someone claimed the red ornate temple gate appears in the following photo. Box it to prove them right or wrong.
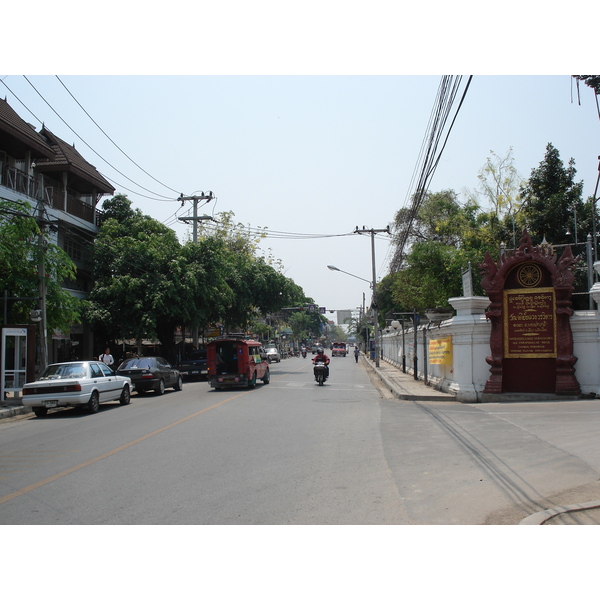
[479,230,580,396]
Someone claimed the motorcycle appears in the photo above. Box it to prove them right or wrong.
[313,363,327,386]
[301,349,307,358]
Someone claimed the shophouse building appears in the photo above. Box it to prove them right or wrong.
[0,97,114,366]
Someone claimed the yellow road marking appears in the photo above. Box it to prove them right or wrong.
[0,391,249,506]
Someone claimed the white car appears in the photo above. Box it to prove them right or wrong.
[265,347,281,363]
[22,361,133,418]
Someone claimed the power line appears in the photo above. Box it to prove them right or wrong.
[390,76,473,271]
[2,77,182,204]
[54,75,182,196]
[21,76,180,201]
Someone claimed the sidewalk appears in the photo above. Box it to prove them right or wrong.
[0,400,31,420]
[361,354,457,402]
[362,354,600,525]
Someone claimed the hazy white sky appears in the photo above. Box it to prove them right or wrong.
[3,4,598,316]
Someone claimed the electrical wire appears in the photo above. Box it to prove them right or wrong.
[2,77,183,205]
[54,75,182,196]
[22,76,180,200]
[390,76,472,271]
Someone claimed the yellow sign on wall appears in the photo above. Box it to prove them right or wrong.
[429,336,453,365]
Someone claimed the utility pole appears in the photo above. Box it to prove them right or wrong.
[37,198,48,371]
[178,192,215,349]
[178,192,215,243]
[354,226,390,368]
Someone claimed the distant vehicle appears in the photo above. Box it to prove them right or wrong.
[117,356,183,395]
[22,361,132,417]
[332,342,347,357]
[266,347,281,363]
[178,348,208,380]
[311,344,322,354]
[207,337,270,389]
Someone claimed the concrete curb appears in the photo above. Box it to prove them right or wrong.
[0,405,32,420]
[361,354,457,402]
[519,500,600,525]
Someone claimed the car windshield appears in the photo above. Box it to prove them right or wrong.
[120,358,155,369]
[39,363,87,380]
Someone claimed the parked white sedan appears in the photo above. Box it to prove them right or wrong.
[22,361,133,418]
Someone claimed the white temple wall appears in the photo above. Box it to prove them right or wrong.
[381,297,600,402]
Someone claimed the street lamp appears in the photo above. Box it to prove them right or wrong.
[327,264,379,367]
[327,265,372,286]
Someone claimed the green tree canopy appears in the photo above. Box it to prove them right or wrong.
[0,198,79,332]
[84,195,191,360]
[520,143,586,246]
[85,197,308,355]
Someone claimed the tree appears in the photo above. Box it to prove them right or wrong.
[85,200,309,355]
[391,189,464,253]
[196,211,304,331]
[387,189,491,314]
[84,195,191,361]
[0,198,79,332]
[390,241,477,312]
[519,143,586,246]
[465,148,526,249]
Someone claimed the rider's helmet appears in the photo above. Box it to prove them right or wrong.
[317,348,324,355]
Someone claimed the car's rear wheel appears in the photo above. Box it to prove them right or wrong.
[155,379,165,395]
[119,386,131,405]
[262,369,270,385]
[248,372,257,388]
[87,390,100,413]
[33,406,48,418]
[174,375,183,391]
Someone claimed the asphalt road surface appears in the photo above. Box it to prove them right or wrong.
[2,354,600,525]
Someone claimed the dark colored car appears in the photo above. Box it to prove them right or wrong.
[117,356,183,395]
[178,348,208,380]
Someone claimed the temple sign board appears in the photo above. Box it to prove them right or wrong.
[479,230,580,396]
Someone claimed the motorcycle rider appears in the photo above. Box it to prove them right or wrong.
[312,347,330,380]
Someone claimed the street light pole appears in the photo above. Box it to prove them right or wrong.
[370,229,380,367]
[327,265,371,284]
[354,226,390,368]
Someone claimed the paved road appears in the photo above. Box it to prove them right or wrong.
[1,355,600,525]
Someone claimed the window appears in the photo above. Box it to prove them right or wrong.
[63,237,83,262]
[90,363,104,378]
[99,364,114,376]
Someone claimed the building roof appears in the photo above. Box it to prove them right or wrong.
[36,127,114,195]
[0,98,114,196]
[0,97,55,158]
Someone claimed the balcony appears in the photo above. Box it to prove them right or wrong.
[0,162,103,226]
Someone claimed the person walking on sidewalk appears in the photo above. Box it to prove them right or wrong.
[354,347,360,363]
[99,348,114,367]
